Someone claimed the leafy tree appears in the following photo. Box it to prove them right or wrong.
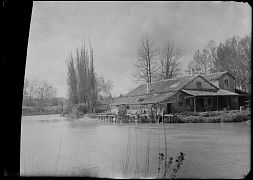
[186,35,251,92]
[66,41,98,113]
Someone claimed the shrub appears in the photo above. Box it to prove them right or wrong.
[176,109,251,123]
[77,103,89,114]
[67,109,84,119]
[95,107,106,113]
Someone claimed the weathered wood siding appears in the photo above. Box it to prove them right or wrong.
[167,91,190,113]
[218,73,235,92]
[184,76,217,90]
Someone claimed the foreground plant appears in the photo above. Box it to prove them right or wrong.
[157,152,185,179]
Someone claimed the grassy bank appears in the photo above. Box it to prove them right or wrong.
[22,106,63,116]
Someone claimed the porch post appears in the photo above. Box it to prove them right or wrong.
[227,96,229,109]
[216,96,218,111]
[193,96,196,112]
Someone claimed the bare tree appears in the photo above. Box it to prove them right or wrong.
[159,41,182,80]
[205,40,219,73]
[96,74,113,100]
[135,35,158,83]
[23,78,57,107]
[186,45,216,75]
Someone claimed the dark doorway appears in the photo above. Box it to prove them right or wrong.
[167,103,172,113]
[196,98,204,112]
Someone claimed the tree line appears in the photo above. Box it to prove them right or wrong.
[66,41,113,113]
[134,34,182,83]
[23,78,60,107]
[186,35,251,92]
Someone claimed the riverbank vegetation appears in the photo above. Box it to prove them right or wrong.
[168,109,251,123]
[22,78,67,116]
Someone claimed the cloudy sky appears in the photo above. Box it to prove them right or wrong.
[25,1,251,97]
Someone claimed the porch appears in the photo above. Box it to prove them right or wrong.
[184,96,238,112]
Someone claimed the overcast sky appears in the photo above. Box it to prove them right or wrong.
[25,1,251,97]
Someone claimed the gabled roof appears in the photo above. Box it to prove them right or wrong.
[181,89,238,96]
[202,71,235,81]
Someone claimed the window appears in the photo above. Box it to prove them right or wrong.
[126,105,129,109]
[196,81,202,89]
[224,79,229,87]
[208,98,212,105]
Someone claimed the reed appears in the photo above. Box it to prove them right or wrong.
[135,125,139,178]
[56,135,62,175]
[162,122,168,178]
[123,126,132,177]
[144,117,152,177]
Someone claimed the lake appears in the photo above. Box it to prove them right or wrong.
[20,114,250,178]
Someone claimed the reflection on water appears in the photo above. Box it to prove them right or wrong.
[21,115,251,178]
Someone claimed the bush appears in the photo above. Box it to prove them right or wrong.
[67,108,84,119]
[77,103,89,114]
[95,107,106,113]
[176,109,251,123]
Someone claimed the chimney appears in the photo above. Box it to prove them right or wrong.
[146,83,149,94]
[191,68,195,77]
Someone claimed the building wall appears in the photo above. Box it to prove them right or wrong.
[218,74,235,92]
[167,91,190,113]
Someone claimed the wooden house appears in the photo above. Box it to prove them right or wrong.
[110,71,240,115]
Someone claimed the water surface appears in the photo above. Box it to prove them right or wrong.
[21,114,251,178]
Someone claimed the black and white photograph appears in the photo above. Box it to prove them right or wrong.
[19,1,251,178]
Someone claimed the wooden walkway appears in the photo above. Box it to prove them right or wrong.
[97,113,177,123]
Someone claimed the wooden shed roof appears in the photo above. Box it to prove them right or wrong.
[181,89,238,96]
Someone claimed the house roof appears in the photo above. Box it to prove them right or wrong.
[125,76,194,96]
[202,71,235,81]
[181,89,238,97]
[110,92,175,105]
[99,99,114,105]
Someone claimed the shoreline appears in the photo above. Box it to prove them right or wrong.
[21,109,251,124]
